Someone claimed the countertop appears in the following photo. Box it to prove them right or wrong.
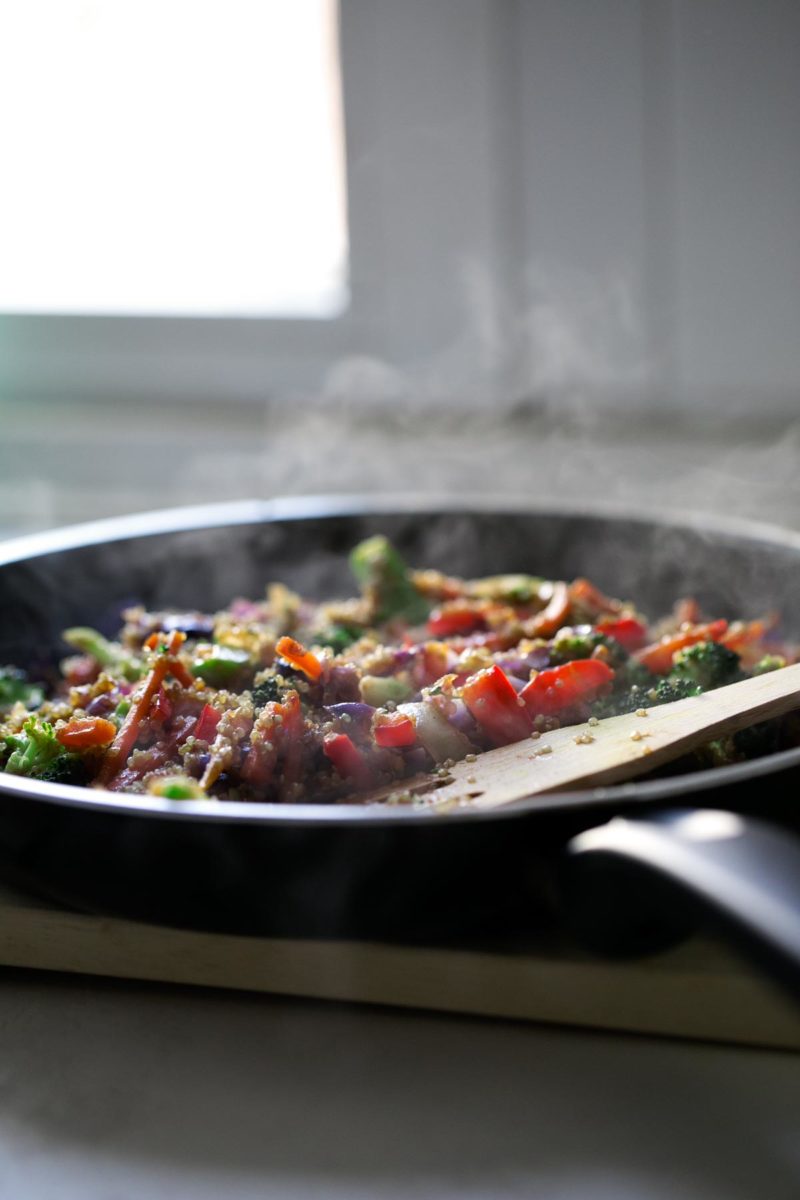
[1,968,799,1200]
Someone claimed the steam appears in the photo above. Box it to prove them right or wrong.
[322,260,650,413]
[4,260,799,562]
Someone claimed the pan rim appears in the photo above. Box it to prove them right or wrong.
[2,493,799,826]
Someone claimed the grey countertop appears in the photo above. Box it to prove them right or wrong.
[1,969,799,1200]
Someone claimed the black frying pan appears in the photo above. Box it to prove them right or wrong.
[2,498,800,995]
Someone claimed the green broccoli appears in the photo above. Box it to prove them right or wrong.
[0,666,44,711]
[349,536,430,625]
[733,720,781,760]
[648,677,703,706]
[753,654,787,675]
[37,753,89,786]
[3,717,73,779]
[669,640,741,691]
[550,630,628,667]
[313,624,362,654]
[62,627,143,681]
[588,657,654,717]
[694,736,741,769]
[550,632,600,663]
[251,675,287,708]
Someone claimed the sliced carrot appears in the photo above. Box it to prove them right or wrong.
[528,581,570,638]
[57,717,117,750]
[635,619,728,675]
[276,636,323,681]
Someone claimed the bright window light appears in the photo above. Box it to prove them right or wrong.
[0,0,348,316]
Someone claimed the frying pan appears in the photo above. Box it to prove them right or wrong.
[2,497,800,996]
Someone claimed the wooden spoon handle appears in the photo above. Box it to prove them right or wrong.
[365,662,800,811]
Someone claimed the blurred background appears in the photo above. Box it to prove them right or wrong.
[1,0,799,537]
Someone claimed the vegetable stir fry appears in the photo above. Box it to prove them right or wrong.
[0,537,795,803]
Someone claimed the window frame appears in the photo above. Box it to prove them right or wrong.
[0,0,511,406]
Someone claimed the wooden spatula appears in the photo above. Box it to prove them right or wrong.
[360,662,800,810]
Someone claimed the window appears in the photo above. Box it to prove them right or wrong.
[0,0,347,318]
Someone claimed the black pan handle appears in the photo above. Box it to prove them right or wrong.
[564,808,800,999]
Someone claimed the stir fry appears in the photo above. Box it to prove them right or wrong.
[0,537,794,803]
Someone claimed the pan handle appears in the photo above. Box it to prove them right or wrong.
[564,808,800,999]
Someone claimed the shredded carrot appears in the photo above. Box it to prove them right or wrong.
[167,658,194,687]
[97,657,170,785]
[144,630,187,654]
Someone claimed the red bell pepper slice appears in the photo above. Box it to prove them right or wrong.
[521,659,615,717]
[276,636,323,681]
[195,703,221,743]
[323,732,369,780]
[461,664,532,746]
[373,713,417,748]
[57,716,117,750]
[635,619,728,675]
[596,616,648,652]
[411,642,452,689]
[427,605,486,638]
[150,686,173,724]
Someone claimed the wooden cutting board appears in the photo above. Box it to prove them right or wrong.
[0,884,798,1050]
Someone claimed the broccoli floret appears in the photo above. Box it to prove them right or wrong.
[694,736,741,769]
[314,624,361,654]
[669,640,741,691]
[349,536,430,625]
[3,717,71,779]
[589,658,655,717]
[733,720,781,760]
[591,682,649,718]
[37,754,89,786]
[0,665,44,711]
[753,654,787,675]
[590,667,703,718]
[251,675,286,708]
[648,677,703,706]
[551,630,628,668]
[550,632,599,663]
